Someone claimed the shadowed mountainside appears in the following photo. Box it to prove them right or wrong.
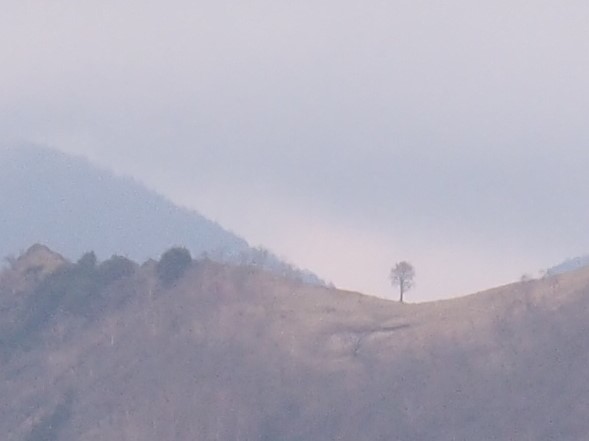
[1,245,589,440]
[0,145,324,285]
[0,146,247,260]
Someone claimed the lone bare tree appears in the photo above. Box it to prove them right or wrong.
[390,261,415,303]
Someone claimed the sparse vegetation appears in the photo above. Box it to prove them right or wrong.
[5,250,137,355]
[390,261,415,303]
[2,244,589,441]
[231,246,327,286]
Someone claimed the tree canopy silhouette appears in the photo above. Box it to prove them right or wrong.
[156,247,192,287]
[390,261,415,303]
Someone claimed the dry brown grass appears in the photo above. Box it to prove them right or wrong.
[2,252,589,440]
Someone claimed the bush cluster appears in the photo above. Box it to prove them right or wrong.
[156,247,192,287]
[8,252,137,353]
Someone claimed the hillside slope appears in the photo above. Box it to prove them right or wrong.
[0,145,323,285]
[1,245,589,440]
[0,145,248,260]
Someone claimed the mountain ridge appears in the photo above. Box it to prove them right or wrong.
[547,254,589,276]
[0,145,325,286]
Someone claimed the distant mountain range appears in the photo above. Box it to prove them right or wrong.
[547,255,589,276]
[0,145,324,285]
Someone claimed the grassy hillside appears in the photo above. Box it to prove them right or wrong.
[1,245,588,440]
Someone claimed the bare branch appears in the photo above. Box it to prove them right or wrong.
[390,261,415,303]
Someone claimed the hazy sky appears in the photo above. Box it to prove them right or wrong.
[2,1,589,300]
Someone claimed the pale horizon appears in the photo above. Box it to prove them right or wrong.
[2,2,589,301]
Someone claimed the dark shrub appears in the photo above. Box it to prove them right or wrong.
[156,247,192,287]
[97,255,136,285]
[77,251,97,270]
[7,251,138,355]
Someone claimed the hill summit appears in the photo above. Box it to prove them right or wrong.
[10,244,67,276]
